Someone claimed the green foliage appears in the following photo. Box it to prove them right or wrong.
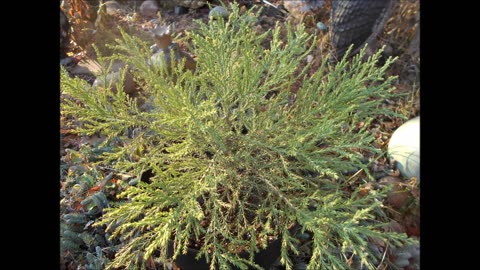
[64,213,88,225]
[61,146,121,268]
[82,191,110,216]
[61,3,416,269]
[85,246,111,270]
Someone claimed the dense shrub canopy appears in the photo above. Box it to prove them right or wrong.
[61,3,415,270]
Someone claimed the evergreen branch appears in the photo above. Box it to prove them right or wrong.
[61,2,417,269]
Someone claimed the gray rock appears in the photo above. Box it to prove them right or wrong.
[104,1,123,15]
[150,44,160,54]
[150,51,170,69]
[283,0,325,19]
[209,6,228,20]
[70,59,126,77]
[152,24,173,49]
[316,22,328,32]
[140,0,159,18]
[390,242,420,269]
[173,0,207,9]
[60,57,75,66]
[149,43,196,72]
[388,116,420,180]
[93,71,137,95]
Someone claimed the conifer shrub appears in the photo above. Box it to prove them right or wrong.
[61,3,416,269]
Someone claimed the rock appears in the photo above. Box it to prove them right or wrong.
[384,220,405,233]
[379,176,412,210]
[150,44,196,72]
[93,71,137,95]
[70,59,126,77]
[104,0,122,15]
[283,0,324,20]
[60,57,75,66]
[139,0,159,18]
[150,50,171,69]
[174,5,189,15]
[150,44,160,54]
[150,24,196,72]
[306,54,313,63]
[173,0,208,9]
[70,59,102,76]
[209,6,228,20]
[152,24,173,49]
[388,116,420,180]
[316,22,328,32]
[390,242,420,270]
